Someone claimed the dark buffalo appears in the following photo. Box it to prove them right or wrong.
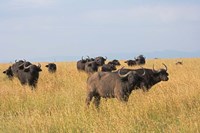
[84,61,99,74]
[3,60,32,79]
[3,60,41,88]
[86,68,145,108]
[124,60,136,66]
[108,59,121,66]
[94,56,107,66]
[101,63,117,72]
[135,55,146,65]
[118,63,169,91]
[77,56,88,71]
[3,66,13,79]
[45,63,57,73]
[17,63,42,88]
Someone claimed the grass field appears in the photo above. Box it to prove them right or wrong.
[0,58,200,133]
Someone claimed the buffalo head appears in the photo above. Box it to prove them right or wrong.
[153,63,169,81]
[3,66,14,79]
[45,63,57,73]
[94,56,107,66]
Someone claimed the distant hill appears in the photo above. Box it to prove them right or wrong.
[97,50,200,60]
[1,50,199,63]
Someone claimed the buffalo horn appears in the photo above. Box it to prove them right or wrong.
[38,63,41,68]
[152,64,156,72]
[118,67,133,78]
[139,66,146,76]
[18,62,25,68]
[24,64,32,69]
[162,63,168,71]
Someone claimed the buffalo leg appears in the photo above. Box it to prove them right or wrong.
[93,95,101,108]
[85,92,93,107]
[123,95,129,102]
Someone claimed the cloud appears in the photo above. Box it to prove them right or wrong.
[8,0,56,9]
[82,5,200,24]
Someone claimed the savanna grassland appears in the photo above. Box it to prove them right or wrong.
[0,58,200,133]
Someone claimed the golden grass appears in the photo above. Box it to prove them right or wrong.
[0,58,200,133]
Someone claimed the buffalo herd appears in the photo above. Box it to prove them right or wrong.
[3,60,42,88]
[3,60,56,89]
[2,55,170,108]
[124,55,146,66]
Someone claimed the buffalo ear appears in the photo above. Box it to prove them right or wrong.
[24,68,30,72]
[3,71,6,74]
[45,65,49,67]
[38,68,42,72]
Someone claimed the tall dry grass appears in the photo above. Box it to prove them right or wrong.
[0,58,200,133]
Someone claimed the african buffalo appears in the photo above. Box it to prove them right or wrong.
[124,60,136,66]
[101,63,117,72]
[77,56,88,71]
[17,63,42,88]
[3,60,41,88]
[45,63,57,73]
[94,56,107,66]
[3,66,13,79]
[84,61,99,74]
[108,59,121,66]
[135,55,146,65]
[86,68,145,108]
[117,63,169,91]
[3,60,32,79]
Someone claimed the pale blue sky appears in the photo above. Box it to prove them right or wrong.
[0,0,200,62]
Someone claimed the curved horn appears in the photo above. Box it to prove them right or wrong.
[139,66,146,76]
[18,62,25,67]
[162,63,168,71]
[24,64,32,69]
[118,67,132,78]
[105,56,107,60]
[81,56,84,60]
[38,63,41,68]
[152,64,156,72]
[87,55,90,59]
